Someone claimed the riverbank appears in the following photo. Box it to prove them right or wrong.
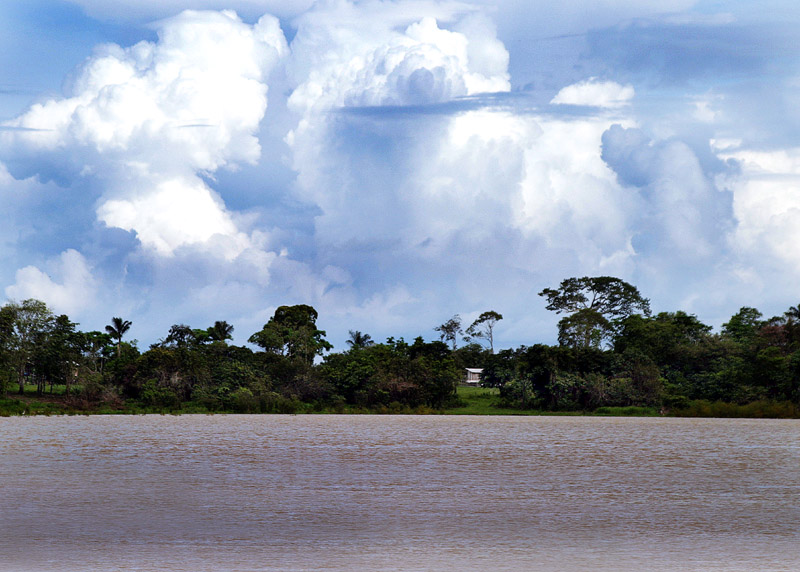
[2,386,799,418]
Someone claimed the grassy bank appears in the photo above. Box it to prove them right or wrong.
[2,385,799,418]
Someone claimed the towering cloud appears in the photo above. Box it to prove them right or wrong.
[3,9,287,257]
[1,0,799,347]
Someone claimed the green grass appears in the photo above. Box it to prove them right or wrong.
[0,397,74,416]
[4,382,798,418]
[446,386,539,415]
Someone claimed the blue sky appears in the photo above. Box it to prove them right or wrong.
[2,0,800,351]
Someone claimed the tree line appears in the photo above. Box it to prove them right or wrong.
[1,276,799,414]
[483,277,800,412]
[0,301,466,412]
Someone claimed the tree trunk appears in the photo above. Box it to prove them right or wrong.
[17,364,25,395]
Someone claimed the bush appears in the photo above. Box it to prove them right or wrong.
[139,379,180,409]
[673,399,800,418]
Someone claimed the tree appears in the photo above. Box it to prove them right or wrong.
[539,276,650,348]
[207,320,234,343]
[163,324,194,348]
[79,331,115,375]
[614,311,712,365]
[36,314,81,396]
[0,304,17,396]
[346,330,374,350]
[465,311,503,353]
[3,299,55,394]
[557,308,610,349]
[435,315,463,351]
[249,304,332,364]
[721,307,763,344]
[539,276,651,318]
[105,317,132,357]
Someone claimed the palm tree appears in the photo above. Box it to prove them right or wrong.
[105,317,132,358]
[208,320,234,342]
[346,330,374,349]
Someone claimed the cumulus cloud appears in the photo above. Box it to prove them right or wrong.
[4,0,800,349]
[2,9,288,257]
[284,1,512,212]
[97,176,251,257]
[601,124,732,262]
[716,146,800,273]
[551,78,635,108]
[63,0,314,22]
[5,249,97,315]
[287,6,509,116]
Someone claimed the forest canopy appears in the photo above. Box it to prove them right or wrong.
[2,276,799,416]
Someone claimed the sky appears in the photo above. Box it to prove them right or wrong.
[1,0,800,351]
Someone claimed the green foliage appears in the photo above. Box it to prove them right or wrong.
[249,304,332,364]
[4,285,800,418]
[557,308,611,349]
[320,337,460,409]
[434,315,463,350]
[3,299,55,394]
[721,307,763,343]
[105,317,132,357]
[207,320,234,342]
[139,379,181,409]
[451,343,489,371]
[465,311,503,353]
[672,400,800,418]
[540,276,650,349]
[480,349,516,388]
[539,276,651,319]
[346,330,374,350]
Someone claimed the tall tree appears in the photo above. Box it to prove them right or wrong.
[466,311,503,353]
[3,299,55,394]
[721,307,763,344]
[539,277,650,348]
[105,317,132,357]
[0,304,18,397]
[163,324,194,348]
[36,314,81,395]
[249,305,332,364]
[80,331,114,375]
[435,315,463,351]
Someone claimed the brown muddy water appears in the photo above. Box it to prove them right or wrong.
[1,415,798,571]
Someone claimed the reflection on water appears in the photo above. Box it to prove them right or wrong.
[1,415,798,571]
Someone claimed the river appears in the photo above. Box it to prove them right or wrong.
[1,415,798,571]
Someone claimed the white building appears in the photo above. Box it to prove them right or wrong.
[463,368,483,386]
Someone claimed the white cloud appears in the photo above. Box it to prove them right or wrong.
[97,175,251,258]
[5,0,800,349]
[692,95,723,123]
[551,78,635,108]
[601,124,732,264]
[5,249,97,316]
[287,7,509,116]
[719,147,800,272]
[284,1,514,243]
[2,10,288,257]
[62,0,315,22]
